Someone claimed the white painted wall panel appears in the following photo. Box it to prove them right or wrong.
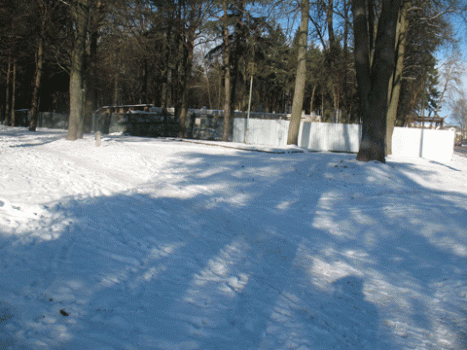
[392,127,454,162]
[391,127,422,158]
[420,129,454,162]
[232,118,454,162]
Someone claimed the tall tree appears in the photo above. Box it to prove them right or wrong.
[386,0,409,154]
[386,0,455,154]
[1,0,27,126]
[67,0,90,140]
[352,0,401,162]
[4,56,12,125]
[222,0,232,141]
[9,58,17,126]
[29,0,48,131]
[287,0,309,145]
[179,0,204,138]
[228,0,245,117]
[437,50,466,113]
[84,0,105,133]
[451,93,467,139]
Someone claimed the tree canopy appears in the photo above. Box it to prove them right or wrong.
[0,0,464,155]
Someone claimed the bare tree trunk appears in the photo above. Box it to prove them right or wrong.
[386,0,409,155]
[230,0,246,120]
[4,56,11,125]
[179,2,200,138]
[85,0,104,133]
[218,67,222,110]
[310,85,316,115]
[178,39,194,138]
[343,0,350,53]
[332,86,339,112]
[10,59,16,127]
[67,0,90,141]
[172,2,183,126]
[179,47,195,137]
[287,0,309,145]
[29,34,44,131]
[160,27,171,136]
[353,0,401,163]
[322,90,324,119]
[142,60,148,103]
[222,0,231,141]
[326,0,335,44]
[326,0,342,120]
[205,65,212,109]
[160,22,172,112]
[30,0,47,131]
[113,68,118,106]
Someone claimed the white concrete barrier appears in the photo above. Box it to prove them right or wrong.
[392,127,454,162]
[298,122,361,152]
[233,118,289,146]
[233,118,455,162]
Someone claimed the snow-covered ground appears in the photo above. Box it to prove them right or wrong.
[1,126,466,350]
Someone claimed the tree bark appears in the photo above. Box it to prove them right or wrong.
[178,37,195,138]
[4,56,11,125]
[229,0,246,121]
[222,0,231,141]
[287,0,309,145]
[10,59,16,127]
[326,0,341,120]
[29,34,44,131]
[172,1,183,129]
[30,1,47,131]
[84,0,104,133]
[310,85,317,115]
[343,0,350,54]
[326,0,335,45]
[160,18,173,113]
[353,0,401,163]
[113,73,119,106]
[386,0,409,155]
[179,2,200,138]
[67,0,90,141]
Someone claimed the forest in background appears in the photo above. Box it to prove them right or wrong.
[0,0,465,142]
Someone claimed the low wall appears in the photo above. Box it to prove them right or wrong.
[233,118,361,152]
[298,123,361,153]
[97,111,232,141]
[233,118,289,146]
[233,118,455,162]
[392,127,454,162]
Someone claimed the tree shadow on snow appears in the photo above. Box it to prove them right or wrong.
[0,126,66,148]
[0,144,466,349]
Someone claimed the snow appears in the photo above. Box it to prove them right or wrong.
[1,125,466,349]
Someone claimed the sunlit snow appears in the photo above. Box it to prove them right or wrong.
[1,126,466,349]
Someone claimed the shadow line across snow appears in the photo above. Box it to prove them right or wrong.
[0,135,466,349]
